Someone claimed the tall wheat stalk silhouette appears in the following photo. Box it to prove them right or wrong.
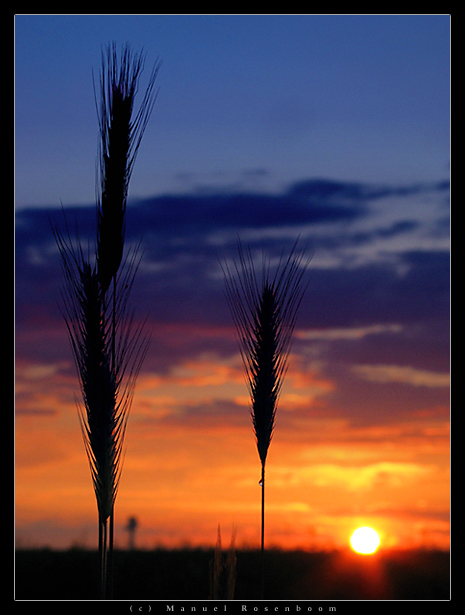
[53,43,158,599]
[222,240,310,599]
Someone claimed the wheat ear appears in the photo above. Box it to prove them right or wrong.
[95,42,160,293]
[222,239,310,598]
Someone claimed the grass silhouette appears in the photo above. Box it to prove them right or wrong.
[52,43,158,599]
[209,525,237,600]
[222,240,310,598]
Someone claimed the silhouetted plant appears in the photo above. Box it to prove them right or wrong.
[53,43,158,599]
[209,525,237,600]
[222,240,310,598]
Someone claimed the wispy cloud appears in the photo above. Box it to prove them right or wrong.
[352,364,450,388]
[296,323,403,341]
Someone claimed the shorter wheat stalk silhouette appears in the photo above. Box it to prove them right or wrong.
[222,240,310,599]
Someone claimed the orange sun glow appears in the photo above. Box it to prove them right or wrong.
[350,526,381,554]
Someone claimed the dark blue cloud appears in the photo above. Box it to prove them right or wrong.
[15,177,449,374]
[16,176,448,246]
[129,177,449,242]
[14,176,368,314]
[128,183,364,240]
[287,177,449,203]
[301,250,449,328]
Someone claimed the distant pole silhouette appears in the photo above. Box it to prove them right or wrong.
[126,516,138,550]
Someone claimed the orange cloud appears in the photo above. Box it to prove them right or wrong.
[15,348,449,551]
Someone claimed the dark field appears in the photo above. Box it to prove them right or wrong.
[15,547,449,601]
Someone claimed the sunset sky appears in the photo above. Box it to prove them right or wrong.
[15,15,450,551]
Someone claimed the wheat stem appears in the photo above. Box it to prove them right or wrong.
[100,519,108,599]
[260,463,265,599]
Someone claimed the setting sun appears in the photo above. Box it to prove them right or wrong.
[350,527,381,554]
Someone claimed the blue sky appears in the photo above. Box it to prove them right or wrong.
[15,14,450,208]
